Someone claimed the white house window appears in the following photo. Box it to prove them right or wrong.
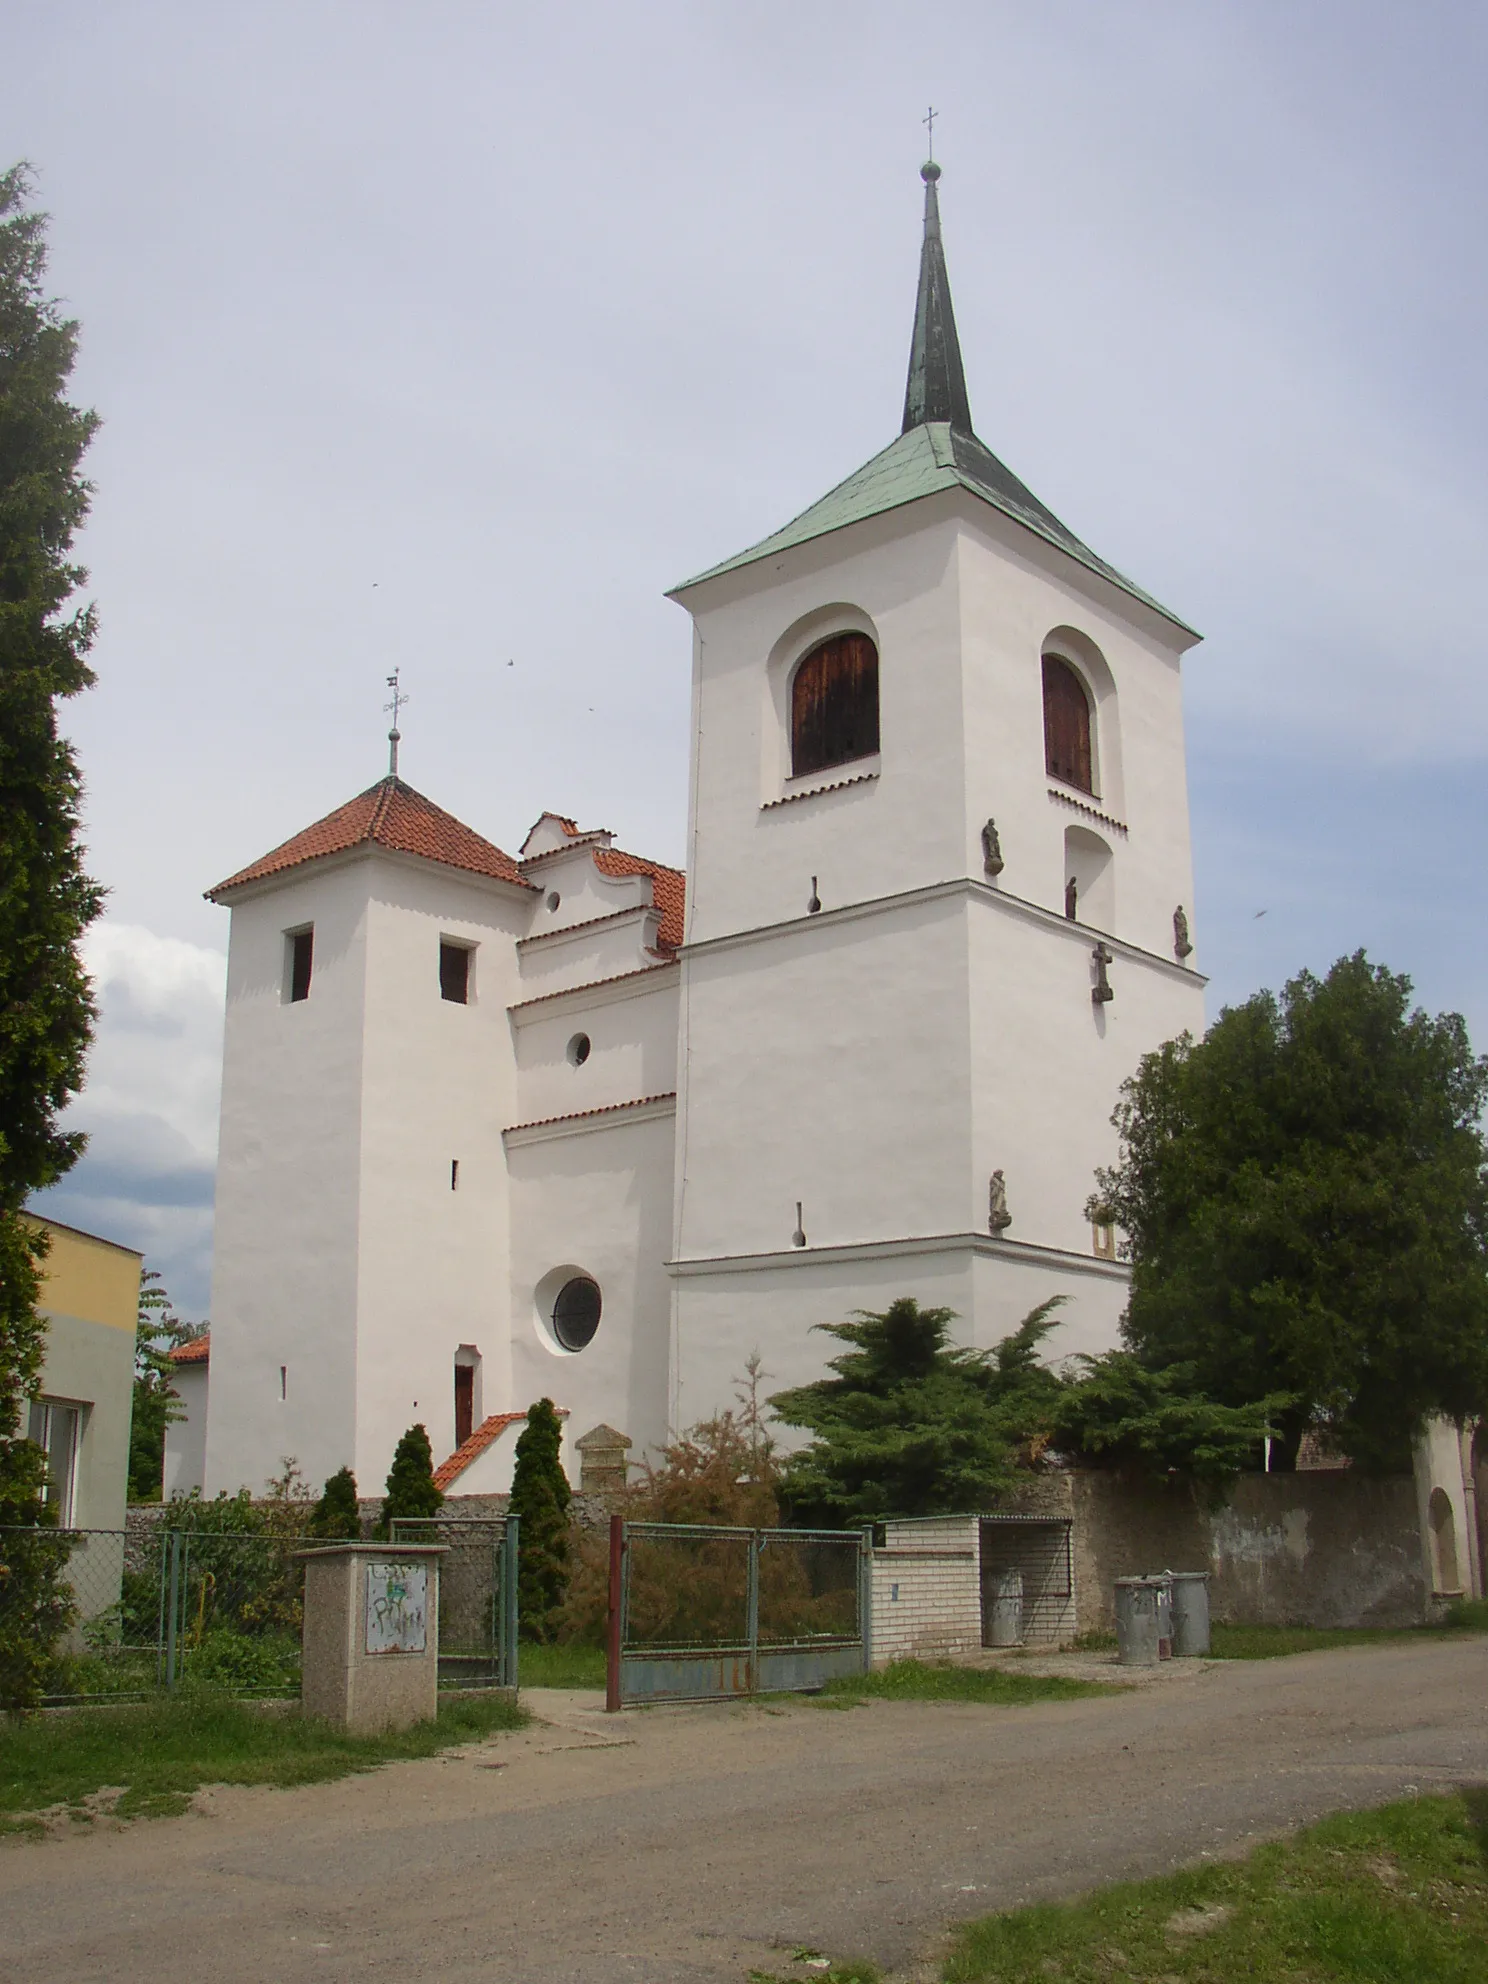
[27,1399,81,1526]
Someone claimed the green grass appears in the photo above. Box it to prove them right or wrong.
[518,1641,608,1689]
[945,1789,1488,1982]
[819,1659,1117,1707]
[1208,1610,1488,1660]
[0,1684,527,1834]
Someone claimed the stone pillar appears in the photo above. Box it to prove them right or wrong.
[575,1423,633,1495]
[296,1544,446,1734]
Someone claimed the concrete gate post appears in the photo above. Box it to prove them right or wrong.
[295,1543,447,1733]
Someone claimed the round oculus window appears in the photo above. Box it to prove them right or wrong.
[567,1032,591,1066]
[552,1275,601,1352]
[545,891,561,911]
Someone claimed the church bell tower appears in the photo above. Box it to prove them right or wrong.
[663,158,1208,1432]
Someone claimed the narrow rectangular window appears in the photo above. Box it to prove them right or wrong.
[28,1400,80,1526]
[450,1158,460,1191]
[279,1365,287,1401]
[287,928,314,1003]
[454,1364,474,1448]
[439,941,471,1004]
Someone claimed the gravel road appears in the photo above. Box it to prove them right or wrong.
[2,1636,1485,1983]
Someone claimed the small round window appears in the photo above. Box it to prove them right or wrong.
[567,1032,591,1066]
[552,1275,601,1352]
[545,891,561,911]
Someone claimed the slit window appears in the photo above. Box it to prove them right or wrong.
[287,928,314,1003]
[1042,655,1093,794]
[791,633,880,779]
[454,1364,474,1447]
[440,941,471,1004]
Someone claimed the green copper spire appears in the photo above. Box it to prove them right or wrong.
[901,161,972,435]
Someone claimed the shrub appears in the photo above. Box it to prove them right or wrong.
[310,1466,361,1540]
[376,1425,442,1537]
[509,1400,570,1643]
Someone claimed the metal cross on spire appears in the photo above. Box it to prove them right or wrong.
[384,667,408,778]
[923,104,938,161]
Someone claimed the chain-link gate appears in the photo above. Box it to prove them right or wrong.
[158,1526,319,1691]
[390,1515,519,1688]
[605,1519,871,1707]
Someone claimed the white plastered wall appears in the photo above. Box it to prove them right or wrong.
[352,858,531,1489]
[163,1362,209,1498]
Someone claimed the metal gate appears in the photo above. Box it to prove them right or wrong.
[605,1518,871,1708]
[390,1515,519,1689]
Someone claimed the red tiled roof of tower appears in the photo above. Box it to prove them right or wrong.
[207,778,530,899]
[595,848,686,950]
[169,1334,210,1365]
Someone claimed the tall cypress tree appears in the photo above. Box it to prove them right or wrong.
[508,1399,570,1642]
[0,164,102,1708]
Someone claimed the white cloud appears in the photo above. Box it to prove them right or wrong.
[30,923,226,1316]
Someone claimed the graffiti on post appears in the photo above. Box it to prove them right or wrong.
[365,1561,429,1654]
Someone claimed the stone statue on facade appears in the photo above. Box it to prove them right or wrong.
[980,818,1005,878]
[988,1169,1012,1233]
[1065,875,1079,920]
[1173,904,1193,960]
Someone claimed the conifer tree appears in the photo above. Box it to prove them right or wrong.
[375,1424,442,1537]
[0,165,103,1708]
[508,1398,570,1642]
[310,1465,362,1539]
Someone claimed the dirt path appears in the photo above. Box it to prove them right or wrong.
[2,1638,1486,1983]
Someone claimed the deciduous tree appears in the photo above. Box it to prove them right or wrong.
[1093,952,1488,1469]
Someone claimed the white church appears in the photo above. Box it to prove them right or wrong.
[188,161,1207,1503]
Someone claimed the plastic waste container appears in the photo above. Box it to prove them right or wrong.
[985,1568,1023,1647]
[1113,1576,1162,1666]
[1166,1570,1211,1656]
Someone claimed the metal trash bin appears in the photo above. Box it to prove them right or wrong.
[1113,1576,1162,1666]
[1166,1571,1211,1657]
[985,1568,1024,1647]
[1145,1572,1174,1659]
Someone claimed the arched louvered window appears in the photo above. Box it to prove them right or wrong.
[1042,654,1093,794]
[791,633,880,779]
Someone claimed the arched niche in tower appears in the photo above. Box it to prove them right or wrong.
[762,605,883,798]
[1041,627,1123,814]
[1063,824,1115,934]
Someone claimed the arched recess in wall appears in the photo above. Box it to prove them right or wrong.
[1063,825,1115,933]
[762,605,882,796]
[1429,1487,1461,1594]
[1041,626,1123,814]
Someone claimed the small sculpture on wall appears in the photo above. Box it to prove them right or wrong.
[980,818,1005,878]
[1092,942,1114,1005]
[988,1170,1012,1234]
[1065,876,1079,921]
[1173,905,1194,961]
[791,1201,807,1248]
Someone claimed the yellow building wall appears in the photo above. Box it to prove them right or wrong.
[24,1213,141,1332]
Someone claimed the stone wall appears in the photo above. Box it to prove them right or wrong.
[1065,1470,1427,1632]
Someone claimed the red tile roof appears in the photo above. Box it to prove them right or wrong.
[208,778,530,899]
[433,1406,571,1490]
[433,1411,526,1490]
[595,848,686,950]
[169,1333,210,1365]
[504,1092,677,1136]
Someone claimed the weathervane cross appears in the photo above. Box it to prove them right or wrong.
[923,104,938,160]
[384,667,408,777]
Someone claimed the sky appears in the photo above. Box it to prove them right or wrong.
[8,0,1488,1315]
